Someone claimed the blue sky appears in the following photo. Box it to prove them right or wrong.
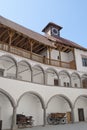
[0,0,87,48]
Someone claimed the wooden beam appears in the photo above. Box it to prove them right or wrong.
[8,30,14,51]
[62,46,71,52]
[0,29,8,39]
[56,42,73,51]
[12,34,20,43]
[35,45,45,53]
[21,41,28,48]
[30,41,33,59]
[3,35,9,42]
[14,37,25,46]
[33,43,40,51]
[48,47,52,65]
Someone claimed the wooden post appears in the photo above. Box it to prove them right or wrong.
[72,48,76,69]
[59,48,61,67]
[30,41,33,59]
[8,30,14,52]
[48,47,52,65]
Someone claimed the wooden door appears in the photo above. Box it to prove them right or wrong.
[78,108,84,121]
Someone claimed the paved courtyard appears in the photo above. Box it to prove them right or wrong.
[18,122,87,130]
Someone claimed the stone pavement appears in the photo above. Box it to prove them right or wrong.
[18,122,87,130]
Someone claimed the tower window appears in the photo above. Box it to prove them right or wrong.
[82,57,87,67]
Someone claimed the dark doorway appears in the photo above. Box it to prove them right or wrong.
[54,79,59,86]
[78,108,84,121]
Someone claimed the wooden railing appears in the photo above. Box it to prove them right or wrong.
[0,42,76,69]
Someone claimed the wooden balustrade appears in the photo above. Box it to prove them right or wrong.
[32,53,43,63]
[0,42,76,69]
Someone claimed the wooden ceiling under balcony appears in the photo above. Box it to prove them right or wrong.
[0,24,48,54]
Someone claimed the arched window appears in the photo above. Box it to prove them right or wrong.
[32,65,45,84]
[59,71,71,87]
[0,55,17,78]
[71,73,81,88]
[81,74,87,88]
[18,61,32,81]
[45,68,59,86]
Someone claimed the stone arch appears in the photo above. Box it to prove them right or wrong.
[45,68,59,86]
[32,64,45,84]
[17,60,32,81]
[81,74,87,88]
[0,88,16,107]
[46,94,73,109]
[71,72,81,88]
[0,54,18,78]
[17,91,45,126]
[74,95,87,122]
[46,94,73,124]
[74,95,87,108]
[17,91,45,109]
[59,70,71,87]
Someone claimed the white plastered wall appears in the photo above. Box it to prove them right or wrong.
[47,49,74,62]
[75,48,87,72]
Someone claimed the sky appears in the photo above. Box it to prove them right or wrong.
[0,0,87,48]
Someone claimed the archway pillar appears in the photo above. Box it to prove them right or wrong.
[43,107,46,126]
[16,65,18,79]
[31,70,33,82]
[11,106,17,130]
[71,106,75,123]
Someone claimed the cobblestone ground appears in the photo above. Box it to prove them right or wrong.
[18,122,87,130]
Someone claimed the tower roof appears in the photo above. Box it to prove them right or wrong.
[42,22,63,32]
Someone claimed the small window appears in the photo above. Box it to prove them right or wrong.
[0,69,4,77]
[64,82,69,87]
[67,82,70,87]
[54,79,59,86]
[82,57,87,67]
[64,82,66,87]
[75,83,78,87]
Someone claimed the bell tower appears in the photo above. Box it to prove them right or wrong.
[42,22,62,37]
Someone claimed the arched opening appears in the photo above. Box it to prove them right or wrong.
[81,74,87,88]
[32,65,45,84]
[17,92,45,126]
[45,68,59,86]
[71,73,81,88]
[46,95,73,125]
[18,60,32,81]
[59,71,71,87]
[74,95,87,122]
[0,55,17,79]
[0,89,15,130]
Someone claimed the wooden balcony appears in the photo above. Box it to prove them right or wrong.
[0,42,76,69]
